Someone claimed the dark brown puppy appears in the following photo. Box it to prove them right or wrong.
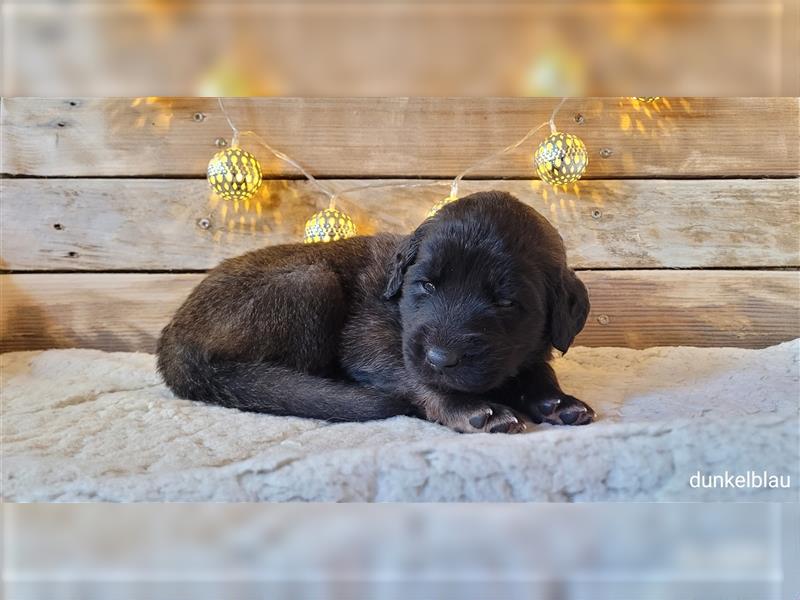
[157,191,595,433]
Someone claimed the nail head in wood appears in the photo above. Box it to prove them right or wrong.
[599,147,613,158]
[574,113,585,124]
[197,217,212,230]
[596,314,611,325]
[591,209,602,219]
[215,137,228,148]
[193,112,206,122]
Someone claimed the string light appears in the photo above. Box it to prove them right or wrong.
[303,207,357,243]
[207,146,263,201]
[216,98,347,243]
[447,96,587,194]
[634,97,660,102]
[534,131,588,185]
[216,99,335,201]
[533,97,588,186]
[213,96,591,238]
[427,194,459,217]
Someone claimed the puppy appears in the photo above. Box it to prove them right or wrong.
[157,191,595,433]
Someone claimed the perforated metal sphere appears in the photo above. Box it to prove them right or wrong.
[303,208,357,243]
[207,147,262,201]
[534,132,588,185]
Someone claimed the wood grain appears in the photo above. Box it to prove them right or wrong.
[2,98,798,178]
[3,271,797,353]
[578,270,799,349]
[3,178,799,271]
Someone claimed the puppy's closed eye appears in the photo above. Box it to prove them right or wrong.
[418,281,436,294]
[495,299,515,308]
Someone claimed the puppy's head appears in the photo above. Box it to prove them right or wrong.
[384,191,589,394]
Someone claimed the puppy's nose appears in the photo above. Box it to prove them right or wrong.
[425,346,461,369]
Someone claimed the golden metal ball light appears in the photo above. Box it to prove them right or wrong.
[303,208,357,243]
[207,146,263,201]
[534,131,588,185]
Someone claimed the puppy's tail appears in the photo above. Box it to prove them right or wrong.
[156,334,410,422]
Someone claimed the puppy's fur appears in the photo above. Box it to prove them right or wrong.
[157,191,595,433]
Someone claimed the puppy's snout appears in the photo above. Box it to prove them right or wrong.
[425,346,461,369]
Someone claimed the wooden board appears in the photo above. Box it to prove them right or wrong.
[580,270,800,349]
[2,98,798,178]
[3,178,799,271]
[2,271,797,353]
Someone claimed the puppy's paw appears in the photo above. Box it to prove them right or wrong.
[453,403,527,434]
[527,395,596,426]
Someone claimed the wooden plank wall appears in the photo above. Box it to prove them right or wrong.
[2,97,799,352]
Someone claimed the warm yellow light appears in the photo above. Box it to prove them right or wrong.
[634,97,660,102]
[427,194,459,217]
[303,208,357,243]
[534,132,588,186]
[207,147,263,202]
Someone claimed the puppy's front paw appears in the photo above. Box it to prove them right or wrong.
[527,395,596,426]
[449,403,527,434]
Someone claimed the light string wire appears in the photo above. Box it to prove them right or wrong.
[216,97,568,211]
[451,97,567,197]
[217,98,336,201]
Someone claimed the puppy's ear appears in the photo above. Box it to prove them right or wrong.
[549,268,590,354]
[383,226,426,299]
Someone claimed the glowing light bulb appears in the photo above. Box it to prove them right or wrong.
[427,194,459,217]
[534,132,588,185]
[207,147,263,201]
[303,208,357,243]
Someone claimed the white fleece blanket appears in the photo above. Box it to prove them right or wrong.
[2,342,798,502]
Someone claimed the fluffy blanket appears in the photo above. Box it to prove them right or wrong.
[2,342,798,501]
